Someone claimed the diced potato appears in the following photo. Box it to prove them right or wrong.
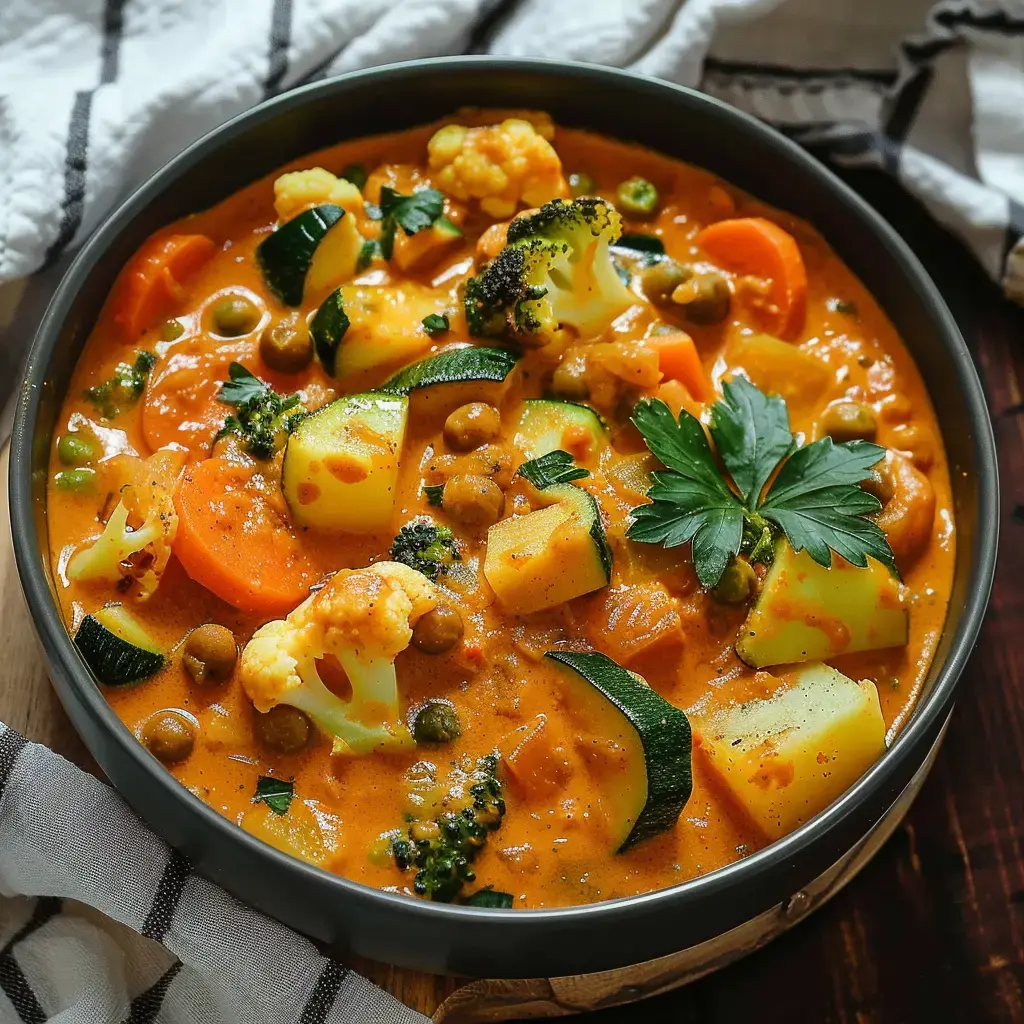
[282,393,408,533]
[728,333,831,416]
[392,218,463,272]
[697,662,886,839]
[584,582,683,664]
[305,216,364,298]
[484,500,607,614]
[242,799,327,865]
[737,543,907,668]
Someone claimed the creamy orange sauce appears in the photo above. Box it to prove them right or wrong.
[46,117,954,908]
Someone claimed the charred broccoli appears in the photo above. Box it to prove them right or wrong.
[391,754,506,902]
[216,362,304,458]
[390,518,461,581]
[463,196,636,344]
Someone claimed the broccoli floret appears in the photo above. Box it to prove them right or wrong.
[463,197,636,345]
[215,362,304,458]
[390,518,461,581]
[392,754,506,902]
[84,351,156,420]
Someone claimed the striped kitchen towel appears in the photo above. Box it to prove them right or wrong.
[0,724,427,1024]
[0,0,1022,297]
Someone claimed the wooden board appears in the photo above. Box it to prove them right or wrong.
[3,169,1023,1021]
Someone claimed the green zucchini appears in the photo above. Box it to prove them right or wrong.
[74,605,165,686]
[309,287,350,376]
[545,650,692,852]
[377,347,518,395]
[256,203,345,306]
[282,392,408,533]
[514,399,608,463]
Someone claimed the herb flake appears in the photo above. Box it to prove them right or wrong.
[422,313,450,337]
[627,376,895,588]
[378,186,445,259]
[517,450,590,491]
[254,775,294,816]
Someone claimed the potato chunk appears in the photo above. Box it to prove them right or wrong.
[697,663,886,839]
[737,543,907,669]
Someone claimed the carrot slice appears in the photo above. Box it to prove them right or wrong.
[173,458,321,616]
[695,217,807,340]
[646,331,712,403]
[113,233,216,341]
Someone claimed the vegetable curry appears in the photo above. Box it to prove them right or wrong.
[47,111,954,909]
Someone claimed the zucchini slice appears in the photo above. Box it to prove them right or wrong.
[514,399,608,463]
[282,392,408,532]
[545,650,692,851]
[256,203,345,306]
[74,605,165,686]
[377,347,518,395]
[309,287,350,376]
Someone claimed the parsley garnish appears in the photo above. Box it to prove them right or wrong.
[216,362,303,459]
[340,162,367,190]
[378,186,445,259]
[423,483,445,506]
[356,238,380,272]
[627,376,895,588]
[84,351,157,419]
[422,313,450,337]
[516,450,590,491]
[254,775,293,816]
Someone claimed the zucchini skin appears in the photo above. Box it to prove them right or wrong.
[378,347,518,394]
[309,287,350,375]
[256,203,345,306]
[545,649,692,851]
[74,614,165,686]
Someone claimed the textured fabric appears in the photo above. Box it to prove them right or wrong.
[0,724,427,1023]
[0,0,1022,295]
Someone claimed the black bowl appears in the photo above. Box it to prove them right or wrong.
[10,57,998,979]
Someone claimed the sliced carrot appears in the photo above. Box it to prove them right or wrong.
[645,331,712,403]
[695,217,807,340]
[112,233,216,341]
[173,458,320,616]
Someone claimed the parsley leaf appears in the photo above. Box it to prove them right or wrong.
[627,378,895,588]
[378,186,445,259]
[356,238,380,272]
[423,483,445,507]
[216,362,303,459]
[340,162,367,190]
[422,313,450,337]
[516,450,590,491]
[254,776,293,816]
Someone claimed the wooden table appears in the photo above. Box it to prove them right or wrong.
[3,170,1022,1022]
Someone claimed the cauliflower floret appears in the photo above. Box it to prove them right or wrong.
[273,167,364,221]
[239,561,438,756]
[67,448,186,599]
[427,119,568,219]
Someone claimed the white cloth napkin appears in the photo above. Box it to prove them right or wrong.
[2,1,1023,1021]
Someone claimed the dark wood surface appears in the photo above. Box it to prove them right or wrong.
[571,172,1024,1023]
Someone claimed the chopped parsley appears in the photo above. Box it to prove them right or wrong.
[423,483,445,506]
[422,313,450,337]
[356,238,380,272]
[516,450,590,491]
[216,362,303,459]
[377,186,445,259]
[627,376,896,588]
[254,775,294,816]
[84,351,157,420]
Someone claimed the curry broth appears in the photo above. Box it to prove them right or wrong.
[47,120,954,908]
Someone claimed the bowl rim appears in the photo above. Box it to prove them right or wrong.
[10,55,999,951]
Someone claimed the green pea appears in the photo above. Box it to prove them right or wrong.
[569,172,596,198]
[159,319,185,342]
[54,468,96,493]
[711,558,756,605]
[677,271,731,324]
[210,296,260,337]
[640,257,692,305]
[616,177,660,219]
[57,434,98,466]
[412,701,461,744]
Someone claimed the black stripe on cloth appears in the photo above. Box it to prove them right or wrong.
[903,7,1024,62]
[467,0,524,53]
[1003,197,1024,264]
[0,898,64,1024]
[264,0,293,96]
[0,728,28,800]
[141,850,192,942]
[880,65,934,174]
[41,0,126,270]
[298,961,348,1024]
[702,56,897,85]
[121,961,182,1024]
